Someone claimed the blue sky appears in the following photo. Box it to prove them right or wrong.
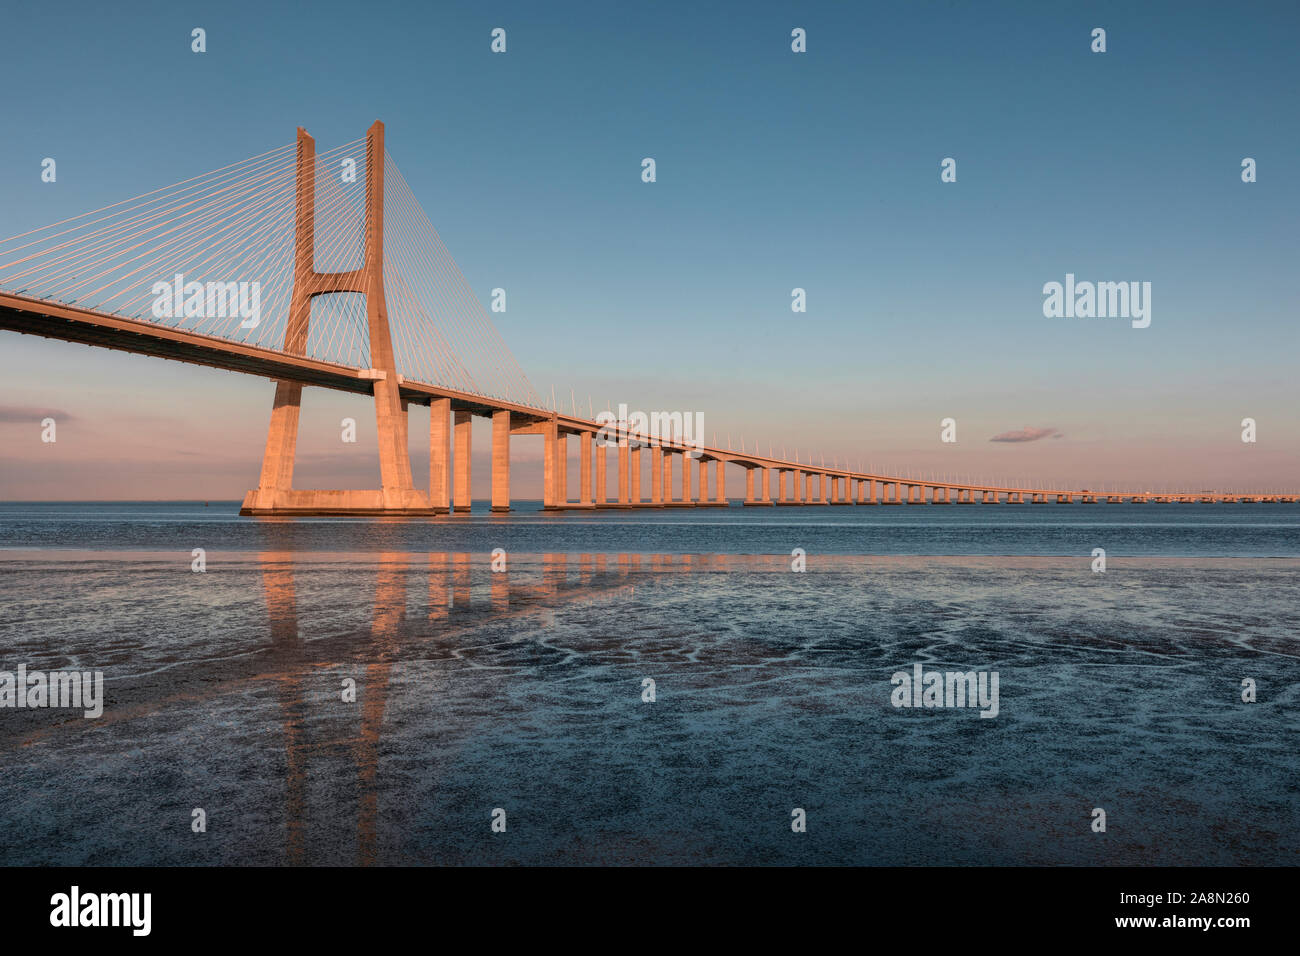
[1,0,1296,497]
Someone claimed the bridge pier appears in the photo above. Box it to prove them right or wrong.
[452,410,472,512]
[655,447,665,509]
[742,464,774,506]
[430,398,451,512]
[542,420,559,509]
[660,450,692,507]
[618,439,630,505]
[491,411,510,512]
[595,434,606,505]
[580,431,593,507]
[608,436,628,507]
[630,446,642,504]
[680,452,693,505]
[557,434,569,506]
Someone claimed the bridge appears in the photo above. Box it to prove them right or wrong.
[1,122,1293,513]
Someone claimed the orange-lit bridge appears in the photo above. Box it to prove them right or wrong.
[1,122,1292,514]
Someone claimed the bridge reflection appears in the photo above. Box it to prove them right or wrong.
[261,549,669,864]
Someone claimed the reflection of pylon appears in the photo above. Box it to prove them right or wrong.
[263,551,403,865]
[242,122,435,516]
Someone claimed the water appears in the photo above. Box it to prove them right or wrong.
[3,499,1299,557]
[1,502,1297,865]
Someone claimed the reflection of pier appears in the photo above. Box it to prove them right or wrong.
[262,550,649,864]
[2,549,784,864]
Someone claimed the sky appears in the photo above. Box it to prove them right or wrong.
[1,0,1297,499]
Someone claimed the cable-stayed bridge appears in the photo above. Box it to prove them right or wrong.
[0,122,1293,513]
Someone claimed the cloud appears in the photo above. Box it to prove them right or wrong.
[989,426,1062,443]
[0,405,75,423]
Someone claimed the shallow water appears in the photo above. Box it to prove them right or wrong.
[0,504,1296,865]
[2,499,1300,557]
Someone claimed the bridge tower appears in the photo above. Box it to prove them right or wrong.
[242,122,435,515]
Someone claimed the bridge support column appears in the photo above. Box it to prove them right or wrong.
[556,434,568,506]
[580,431,593,506]
[698,457,708,502]
[453,410,472,513]
[631,446,642,503]
[595,435,607,505]
[617,439,629,505]
[251,382,303,507]
[543,421,558,509]
[363,122,422,513]
[681,452,692,504]
[745,468,755,503]
[430,397,451,513]
[716,459,726,505]
[652,446,664,504]
[762,468,771,503]
[491,410,510,512]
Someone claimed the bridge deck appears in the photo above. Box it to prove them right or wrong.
[2,291,1292,506]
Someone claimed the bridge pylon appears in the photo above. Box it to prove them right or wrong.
[241,122,436,516]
